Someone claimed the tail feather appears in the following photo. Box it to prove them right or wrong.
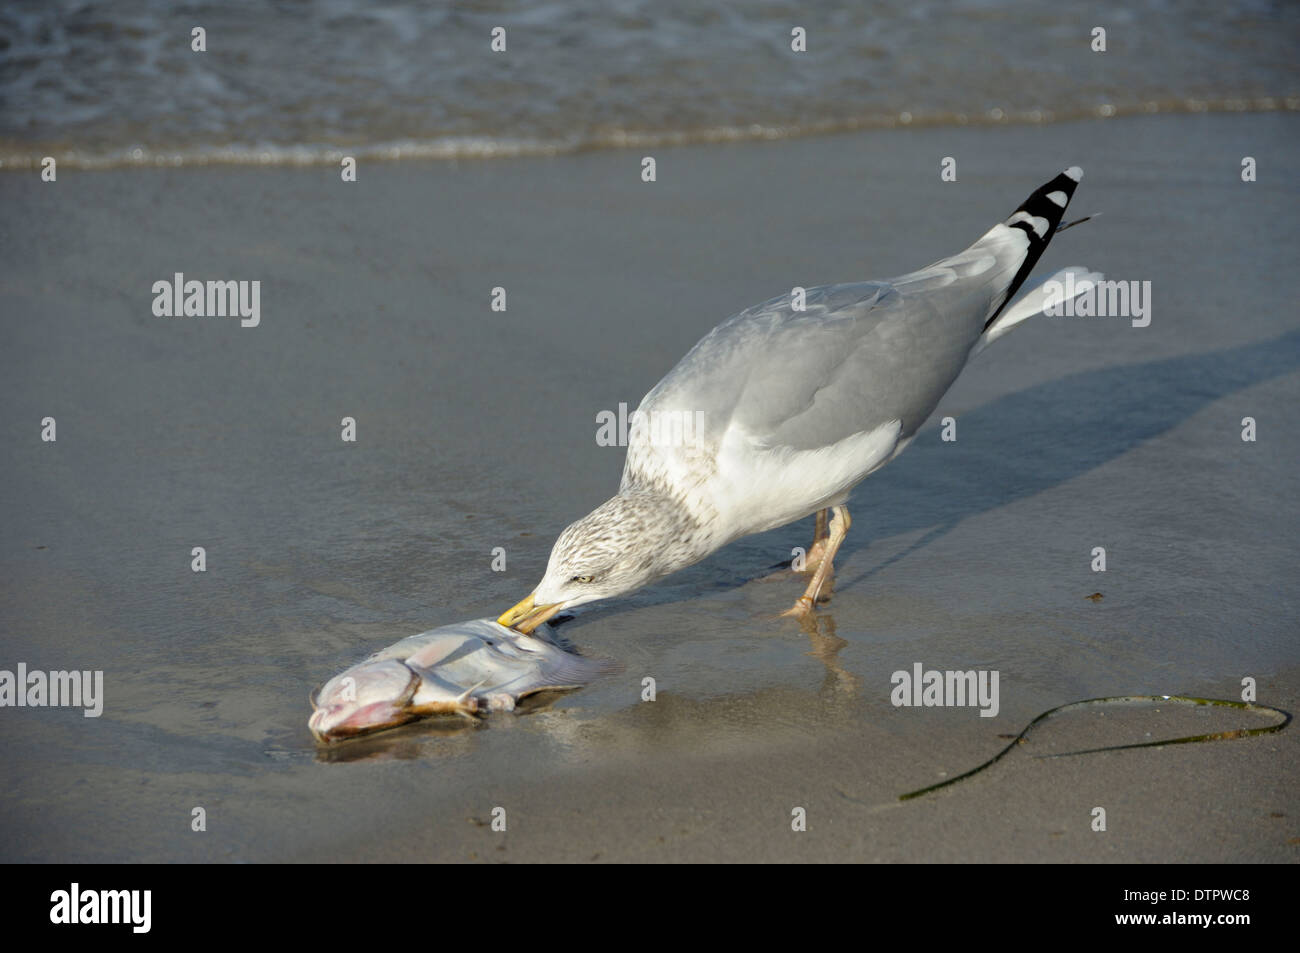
[974,265,1103,355]
[974,166,1084,330]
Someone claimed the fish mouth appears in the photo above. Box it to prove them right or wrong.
[496,591,563,634]
[310,700,417,742]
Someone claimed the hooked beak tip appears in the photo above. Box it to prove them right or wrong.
[497,591,563,634]
[496,592,535,627]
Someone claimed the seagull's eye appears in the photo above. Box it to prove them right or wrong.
[572,574,595,584]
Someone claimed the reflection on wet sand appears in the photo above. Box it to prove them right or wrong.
[796,613,862,704]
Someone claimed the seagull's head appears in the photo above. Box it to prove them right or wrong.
[497,491,695,632]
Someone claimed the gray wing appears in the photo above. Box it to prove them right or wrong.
[638,257,1002,454]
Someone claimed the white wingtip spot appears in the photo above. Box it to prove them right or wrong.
[1045,190,1068,207]
[1008,211,1051,238]
[1064,166,1083,182]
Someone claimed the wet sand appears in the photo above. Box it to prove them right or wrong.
[1,111,1297,862]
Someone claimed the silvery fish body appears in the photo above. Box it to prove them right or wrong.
[309,618,616,741]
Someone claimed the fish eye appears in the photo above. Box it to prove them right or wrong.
[572,574,595,584]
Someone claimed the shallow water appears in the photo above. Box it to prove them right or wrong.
[1,0,1297,168]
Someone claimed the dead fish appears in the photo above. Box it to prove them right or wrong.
[309,618,617,742]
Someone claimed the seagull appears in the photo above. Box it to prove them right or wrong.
[500,167,1097,630]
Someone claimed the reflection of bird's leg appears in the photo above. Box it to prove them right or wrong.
[798,613,860,699]
[782,505,850,618]
[800,508,831,575]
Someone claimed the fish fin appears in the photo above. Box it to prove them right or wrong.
[532,650,623,691]
[458,680,486,705]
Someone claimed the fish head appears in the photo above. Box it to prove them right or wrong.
[309,659,420,742]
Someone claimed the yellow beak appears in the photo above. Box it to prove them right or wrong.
[497,591,564,634]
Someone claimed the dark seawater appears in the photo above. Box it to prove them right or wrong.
[1,0,1297,168]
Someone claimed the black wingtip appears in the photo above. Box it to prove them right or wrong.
[1006,166,1084,242]
[983,166,1084,330]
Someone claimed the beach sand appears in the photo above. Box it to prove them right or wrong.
[1,111,1297,862]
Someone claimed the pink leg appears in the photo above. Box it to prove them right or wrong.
[782,505,851,618]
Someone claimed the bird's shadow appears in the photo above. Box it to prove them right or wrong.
[562,327,1300,623]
